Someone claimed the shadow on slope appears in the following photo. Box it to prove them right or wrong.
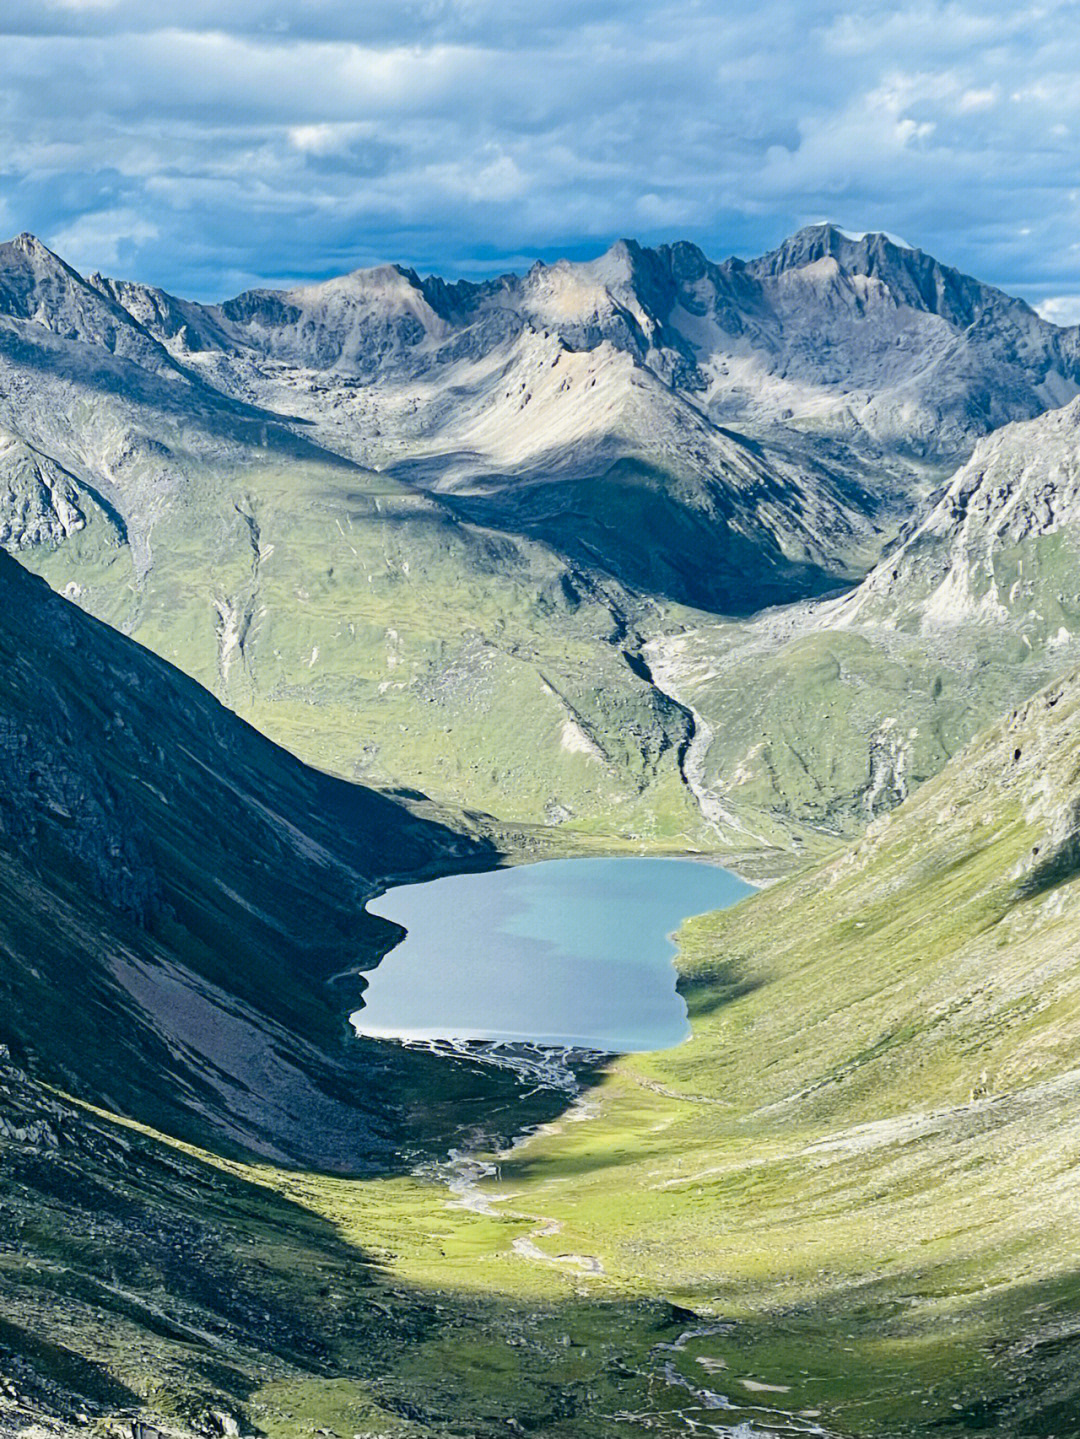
[5,1046,1080,1439]
[0,549,573,1169]
[428,456,861,617]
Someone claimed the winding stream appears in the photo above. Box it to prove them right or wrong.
[422,1058,837,1437]
[356,854,826,1435]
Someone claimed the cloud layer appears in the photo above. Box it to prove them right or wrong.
[2,1,1080,304]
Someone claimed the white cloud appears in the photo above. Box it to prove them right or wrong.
[1036,296,1080,327]
[288,123,375,156]
[47,208,160,270]
[452,153,528,202]
[957,84,1000,113]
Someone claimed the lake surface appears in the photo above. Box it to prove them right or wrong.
[351,856,754,1053]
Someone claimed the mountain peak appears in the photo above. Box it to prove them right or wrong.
[10,231,48,253]
[0,231,195,383]
[602,236,644,262]
[790,221,912,247]
[1,231,70,272]
[831,224,914,250]
[743,222,1013,329]
[759,222,919,275]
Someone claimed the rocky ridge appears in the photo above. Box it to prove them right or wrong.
[5,225,1080,844]
[651,396,1080,845]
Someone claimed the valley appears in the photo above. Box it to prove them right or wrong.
[8,223,1080,858]
[4,224,1080,1437]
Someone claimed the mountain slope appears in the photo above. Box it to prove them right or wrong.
[82,225,1080,627]
[85,227,1080,619]
[102,223,1080,503]
[0,548,548,1166]
[0,234,341,580]
[93,248,891,616]
[714,224,1080,452]
[841,394,1080,635]
[650,398,1080,847]
[482,660,1080,1435]
[0,238,709,842]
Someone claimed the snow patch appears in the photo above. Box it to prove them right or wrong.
[835,226,913,249]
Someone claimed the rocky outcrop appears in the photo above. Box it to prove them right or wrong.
[839,396,1080,639]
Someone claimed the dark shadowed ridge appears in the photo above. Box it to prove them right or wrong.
[0,549,520,1169]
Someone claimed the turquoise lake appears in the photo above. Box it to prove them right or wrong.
[351,856,754,1053]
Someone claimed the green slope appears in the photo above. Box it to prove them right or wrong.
[17,448,708,848]
[0,549,574,1167]
[471,664,1080,1434]
[0,233,707,847]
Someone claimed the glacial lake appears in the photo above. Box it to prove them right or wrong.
[351,856,754,1053]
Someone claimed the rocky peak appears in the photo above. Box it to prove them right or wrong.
[0,232,190,378]
[10,231,52,258]
[744,222,1013,329]
[0,232,83,316]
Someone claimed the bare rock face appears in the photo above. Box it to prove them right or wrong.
[0,429,87,547]
[0,233,181,374]
[2,223,1078,620]
[838,396,1080,642]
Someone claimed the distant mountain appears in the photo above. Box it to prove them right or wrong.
[90,238,898,614]
[5,225,1080,847]
[8,222,1076,580]
[0,232,335,578]
[96,222,1080,475]
[0,231,187,378]
[75,224,1080,622]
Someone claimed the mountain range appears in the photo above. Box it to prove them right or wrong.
[7,223,1080,1435]
[6,223,1080,854]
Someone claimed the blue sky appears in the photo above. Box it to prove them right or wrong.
[3,0,1080,316]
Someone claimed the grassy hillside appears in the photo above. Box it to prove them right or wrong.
[648,612,1079,849]
[474,664,1080,1434]
[6,592,1080,1435]
[17,449,709,849]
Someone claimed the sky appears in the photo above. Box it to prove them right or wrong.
[3,0,1080,317]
